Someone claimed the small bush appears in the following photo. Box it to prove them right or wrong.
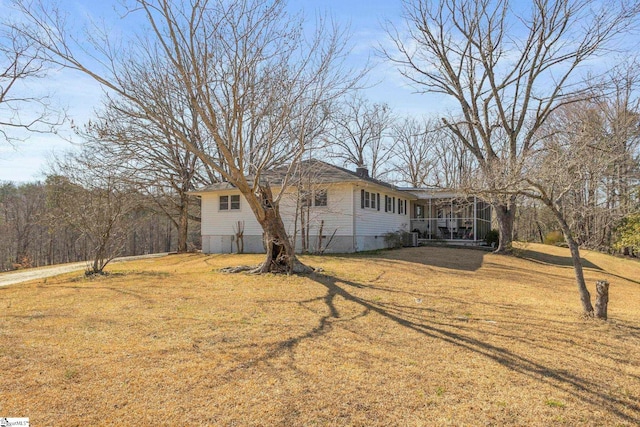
[384,230,411,249]
[484,229,499,247]
[613,213,640,255]
[543,230,564,246]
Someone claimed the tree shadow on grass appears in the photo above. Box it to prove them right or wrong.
[254,272,639,424]
[608,273,640,286]
[333,246,487,272]
[515,248,640,285]
[515,248,602,270]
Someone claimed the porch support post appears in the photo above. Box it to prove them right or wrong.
[450,199,453,239]
[473,196,477,242]
[429,198,432,239]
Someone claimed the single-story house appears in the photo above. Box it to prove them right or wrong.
[191,160,491,254]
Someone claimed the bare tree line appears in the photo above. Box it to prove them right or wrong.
[0,179,196,272]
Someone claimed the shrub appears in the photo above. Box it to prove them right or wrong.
[384,230,411,249]
[613,213,640,255]
[484,229,499,247]
[543,230,564,246]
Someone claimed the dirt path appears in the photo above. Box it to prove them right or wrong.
[0,253,169,288]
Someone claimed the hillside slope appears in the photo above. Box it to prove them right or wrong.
[1,245,638,426]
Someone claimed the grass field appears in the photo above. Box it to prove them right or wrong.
[1,243,639,426]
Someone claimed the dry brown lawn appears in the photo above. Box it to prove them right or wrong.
[1,243,639,426]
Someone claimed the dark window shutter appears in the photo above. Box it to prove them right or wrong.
[377,193,380,211]
[393,197,396,213]
[361,189,365,209]
[384,195,388,212]
[404,200,407,215]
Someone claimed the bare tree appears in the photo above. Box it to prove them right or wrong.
[390,116,476,188]
[595,65,640,248]
[518,133,598,315]
[390,116,438,187]
[288,105,335,254]
[514,93,640,316]
[46,151,142,275]
[0,176,195,271]
[327,93,394,179]
[515,199,556,244]
[79,92,217,253]
[14,0,359,273]
[556,97,640,250]
[514,63,640,251]
[385,0,640,253]
[0,19,61,145]
[432,130,478,190]
[0,181,45,268]
[1,180,92,270]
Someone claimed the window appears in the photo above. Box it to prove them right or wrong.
[398,198,406,215]
[314,189,327,207]
[361,190,379,210]
[304,189,327,207]
[301,190,312,207]
[230,195,240,210]
[385,195,393,212]
[220,194,240,210]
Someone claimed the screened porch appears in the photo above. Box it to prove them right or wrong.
[408,194,492,244]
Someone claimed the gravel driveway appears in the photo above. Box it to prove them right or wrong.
[0,253,169,288]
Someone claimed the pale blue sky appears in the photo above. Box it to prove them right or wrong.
[1,0,446,182]
[2,0,636,183]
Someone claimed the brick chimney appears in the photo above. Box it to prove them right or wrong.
[355,166,369,178]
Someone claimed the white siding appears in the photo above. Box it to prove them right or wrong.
[200,191,261,236]
[351,185,411,251]
[200,191,264,253]
[199,184,359,253]
[278,183,354,238]
[353,185,410,235]
[197,182,414,253]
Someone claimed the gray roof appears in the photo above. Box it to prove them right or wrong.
[191,159,413,197]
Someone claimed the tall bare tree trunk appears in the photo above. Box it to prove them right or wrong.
[534,208,545,243]
[550,205,595,316]
[176,194,189,253]
[493,201,515,253]
[564,234,594,316]
[255,208,311,274]
[300,206,307,253]
[247,185,313,274]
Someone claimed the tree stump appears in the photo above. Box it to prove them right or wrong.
[595,280,609,320]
